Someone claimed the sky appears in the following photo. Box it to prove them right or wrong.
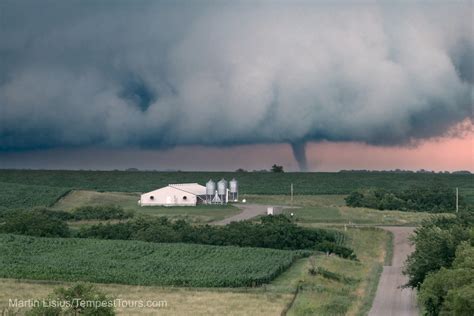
[0,0,473,171]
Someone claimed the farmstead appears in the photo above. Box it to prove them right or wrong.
[139,183,206,206]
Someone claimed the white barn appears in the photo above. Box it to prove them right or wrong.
[139,183,206,206]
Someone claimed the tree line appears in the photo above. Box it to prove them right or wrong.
[77,215,356,259]
[345,184,466,212]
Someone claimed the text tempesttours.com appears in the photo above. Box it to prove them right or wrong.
[9,298,168,309]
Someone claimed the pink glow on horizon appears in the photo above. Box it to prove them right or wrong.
[306,134,473,172]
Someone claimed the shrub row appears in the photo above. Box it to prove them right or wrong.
[0,206,132,237]
[0,209,355,259]
[345,184,465,212]
[77,215,357,259]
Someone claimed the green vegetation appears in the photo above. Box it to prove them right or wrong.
[418,243,474,316]
[0,234,306,287]
[0,209,70,237]
[0,207,132,238]
[0,226,390,315]
[70,205,134,220]
[404,212,473,289]
[52,190,141,211]
[245,194,444,226]
[345,184,466,212]
[0,208,355,259]
[403,211,474,315]
[1,169,473,205]
[0,181,70,209]
[27,283,115,316]
[270,227,391,315]
[3,169,470,314]
[77,215,356,259]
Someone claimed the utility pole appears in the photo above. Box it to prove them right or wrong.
[456,187,459,213]
[291,183,294,204]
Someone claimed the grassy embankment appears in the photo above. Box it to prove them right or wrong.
[272,227,391,315]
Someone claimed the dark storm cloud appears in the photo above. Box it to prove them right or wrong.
[0,0,473,156]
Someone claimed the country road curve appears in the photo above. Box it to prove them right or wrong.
[369,226,419,316]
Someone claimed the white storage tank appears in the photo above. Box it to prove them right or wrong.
[229,178,238,201]
[217,178,227,195]
[229,178,238,193]
[206,179,216,203]
[217,178,227,204]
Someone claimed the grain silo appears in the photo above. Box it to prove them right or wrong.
[217,178,228,204]
[229,178,238,201]
[206,179,216,203]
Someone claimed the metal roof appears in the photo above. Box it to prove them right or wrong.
[168,183,206,196]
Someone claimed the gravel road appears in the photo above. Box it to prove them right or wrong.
[369,226,419,316]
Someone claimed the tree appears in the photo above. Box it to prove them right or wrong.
[344,191,364,207]
[0,209,70,237]
[271,164,284,173]
[418,243,474,316]
[404,213,473,289]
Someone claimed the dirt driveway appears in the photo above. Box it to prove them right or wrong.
[212,204,297,225]
[369,226,419,316]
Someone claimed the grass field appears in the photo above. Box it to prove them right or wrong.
[0,234,304,287]
[244,194,445,226]
[0,279,292,316]
[273,227,391,315]
[53,190,241,223]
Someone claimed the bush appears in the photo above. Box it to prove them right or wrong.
[346,184,466,213]
[345,191,364,207]
[316,241,357,260]
[0,209,70,237]
[27,283,115,315]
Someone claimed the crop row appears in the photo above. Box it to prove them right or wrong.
[0,181,70,209]
[1,170,473,210]
[0,234,306,287]
[1,170,473,195]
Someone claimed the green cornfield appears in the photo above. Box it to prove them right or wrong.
[0,181,70,209]
[1,169,473,209]
[0,234,306,287]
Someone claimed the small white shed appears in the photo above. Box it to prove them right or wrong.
[139,183,206,207]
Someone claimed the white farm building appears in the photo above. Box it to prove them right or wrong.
[139,183,207,206]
